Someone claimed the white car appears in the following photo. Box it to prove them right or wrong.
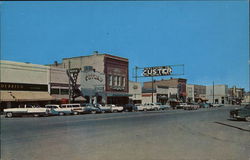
[4,104,49,118]
[45,104,73,116]
[109,104,123,112]
[61,103,83,115]
[151,103,162,111]
[135,104,152,111]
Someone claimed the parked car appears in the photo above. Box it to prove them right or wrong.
[176,103,187,109]
[96,104,112,113]
[135,104,147,111]
[123,104,137,112]
[159,104,171,110]
[213,104,224,107]
[230,105,250,121]
[45,104,72,116]
[199,103,211,108]
[183,103,199,110]
[4,104,49,118]
[151,103,162,111]
[60,103,82,115]
[81,103,102,114]
[109,104,124,112]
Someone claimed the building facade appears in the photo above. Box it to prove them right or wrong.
[206,85,228,104]
[52,53,130,105]
[129,81,142,104]
[228,86,244,105]
[143,78,187,102]
[186,84,206,103]
[0,60,53,110]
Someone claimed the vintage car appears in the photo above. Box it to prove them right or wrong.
[123,104,137,112]
[45,104,72,116]
[4,104,49,118]
[60,103,82,115]
[159,104,171,110]
[81,103,102,114]
[151,103,162,111]
[176,103,187,109]
[109,104,124,112]
[183,103,199,110]
[230,105,250,121]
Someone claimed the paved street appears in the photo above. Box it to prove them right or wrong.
[1,106,250,160]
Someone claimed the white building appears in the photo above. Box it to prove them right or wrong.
[206,85,228,104]
[129,81,142,104]
[0,60,53,109]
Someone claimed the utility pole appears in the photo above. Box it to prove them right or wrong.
[68,60,71,103]
[213,81,214,104]
[151,76,154,103]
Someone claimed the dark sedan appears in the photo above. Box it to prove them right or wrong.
[123,104,137,112]
[230,105,250,121]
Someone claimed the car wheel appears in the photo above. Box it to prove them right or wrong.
[33,114,39,117]
[143,108,147,112]
[73,111,78,115]
[59,112,64,116]
[91,110,96,114]
[245,116,250,122]
[101,110,105,113]
[6,112,13,118]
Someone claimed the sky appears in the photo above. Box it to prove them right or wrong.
[1,1,249,90]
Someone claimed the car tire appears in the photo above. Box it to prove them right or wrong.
[91,110,96,114]
[59,112,64,116]
[73,111,78,115]
[245,116,250,122]
[33,113,39,117]
[143,108,147,112]
[6,112,13,118]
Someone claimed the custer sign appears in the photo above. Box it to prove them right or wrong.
[143,66,172,77]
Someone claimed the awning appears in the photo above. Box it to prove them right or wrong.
[0,91,54,102]
[51,94,85,101]
[107,93,133,97]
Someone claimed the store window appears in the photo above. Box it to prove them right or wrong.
[122,77,126,87]
[117,76,120,86]
[109,75,112,86]
[51,88,59,94]
[113,76,117,86]
[61,89,69,95]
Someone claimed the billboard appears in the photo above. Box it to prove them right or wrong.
[143,66,172,77]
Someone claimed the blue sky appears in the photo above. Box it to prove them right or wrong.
[1,1,249,90]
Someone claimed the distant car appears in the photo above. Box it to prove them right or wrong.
[123,104,137,112]
[176,103,187,109]
[45,104,72,116]
[81,104,102,114]
[212,104,224,107]
[199,103,210,108]
[109,104,124,112]
[60,103,82,115]
[96,104,112,113]
[159,104,171,110]
[230,105,250,121]
[183,103,199,110]
[135,104,147,111]
[151,103,162,111]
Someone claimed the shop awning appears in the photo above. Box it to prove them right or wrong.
[0,91,54,102]
[51,94,85,101]
[107,93,133,97]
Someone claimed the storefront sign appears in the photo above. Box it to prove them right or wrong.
[85,74,103,82]
[143,66,172,77]
[67,68,81,74]
[0,82,48,91]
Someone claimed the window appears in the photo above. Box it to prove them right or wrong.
[61,89,69,95]
[117,76,120,86]
[113,76,117,86]
[123,77,126,87]
[51,88,59,94]
[109,75,112,86]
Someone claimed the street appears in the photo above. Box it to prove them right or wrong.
[1,106,250,160]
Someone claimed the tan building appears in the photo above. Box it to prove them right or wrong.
[0,60,53,110]
[228,86,245,105]
[51,52,130,105]
[143,78,187,102]
[186,84,206,102]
